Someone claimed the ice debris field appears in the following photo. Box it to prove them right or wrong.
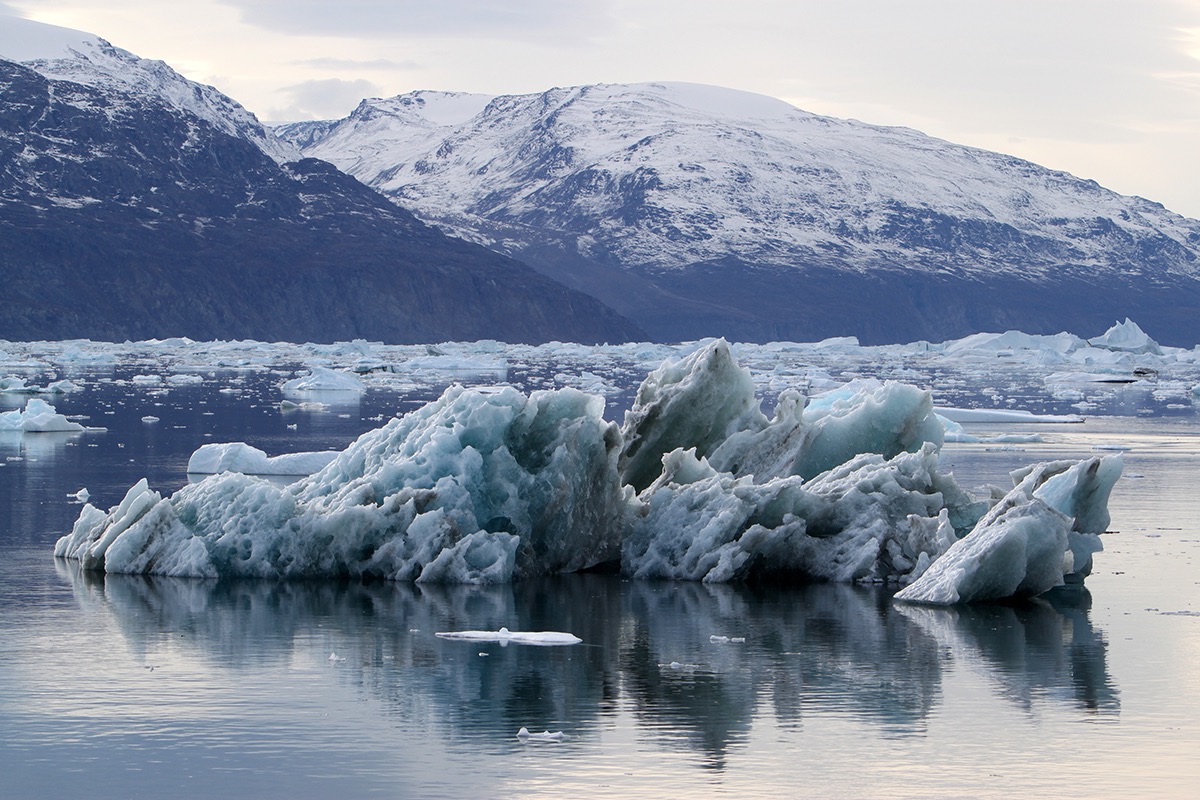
[4,319,1197,604]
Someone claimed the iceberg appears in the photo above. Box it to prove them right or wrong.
[0,398,87,432]
[436,627,582,646]
[56,385,627,583]
[55,340,1121,604]
[280,366,365,395]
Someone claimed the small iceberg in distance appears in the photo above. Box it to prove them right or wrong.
[436,627,582,646]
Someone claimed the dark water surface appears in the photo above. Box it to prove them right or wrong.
[2,367,1199,798]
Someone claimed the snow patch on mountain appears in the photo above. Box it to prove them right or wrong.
[0,14,297,164]
[284,81,1200,281]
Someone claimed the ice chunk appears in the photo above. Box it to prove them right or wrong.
[0,398,86,432]
[895,456,1120,604]
[1087,318,1162,355]
[624,444,975,584]
[621,344,942,489]
[186,442,339,476]
[893,499,1071,605]
[280,367,365,394]
[936,408,1083,423]
[619,339,764,491]
[0,376,76,394]
[517,727,567,742]
[56,385,626,582]
[437,627,582,646]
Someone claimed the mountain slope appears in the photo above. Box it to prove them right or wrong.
[0,19,642,344]
[281,82,1200,345]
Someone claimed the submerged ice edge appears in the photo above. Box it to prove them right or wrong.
[53,340,1122,604]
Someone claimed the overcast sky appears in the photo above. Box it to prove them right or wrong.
[5,0,1200,218]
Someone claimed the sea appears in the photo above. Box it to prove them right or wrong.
[1,337,1199,799]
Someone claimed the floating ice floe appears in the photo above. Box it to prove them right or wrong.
[0,376,79,394]
[55,339,1124,604]
[0,398,93,433]
[186,442,340,476]
[437,628,582,646]
[517,727,566,742]
[936,408,1083,424]
[280,367,365,395]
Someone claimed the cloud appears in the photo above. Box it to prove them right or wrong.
[295,56,422,71]
[268,77,380,121]
[219,0,612,41]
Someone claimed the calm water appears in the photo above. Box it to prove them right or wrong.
[2,362,1200,798]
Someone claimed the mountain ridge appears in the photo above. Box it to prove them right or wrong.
[0,17,643,345]
[279,81,1200,345]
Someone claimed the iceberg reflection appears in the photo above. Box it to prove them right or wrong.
[57,565,1118,768]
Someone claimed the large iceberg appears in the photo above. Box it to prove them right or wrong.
[56,340,1122,602]
[57,386,627,583]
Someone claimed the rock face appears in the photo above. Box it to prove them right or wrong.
[280,82,1200,345]
[0,21,642,344]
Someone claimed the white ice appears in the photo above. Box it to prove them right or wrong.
[280,367,365,395]
[0,398,86,432]
[46,328,1153,603]
[437,627,582,646]
[186,442,339,476]
[56,385,627,583]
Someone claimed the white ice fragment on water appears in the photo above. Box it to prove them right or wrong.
[280,367,364,395]
[279,400,330,412]
[0,398,86,432]
[517,727,566,742]
[328,652,345,663]
[142,416,160,423]
[936,408,1084,423]
[0,376,78,394]
[436,627,582,646]
[186,442,339,476]
[69,488,90,503]
[709,635,730,643]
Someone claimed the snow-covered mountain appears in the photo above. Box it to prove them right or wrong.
[0,17,641,344]
[279,82,1200,345]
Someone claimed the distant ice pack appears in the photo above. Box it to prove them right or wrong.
[55,339,1122,604]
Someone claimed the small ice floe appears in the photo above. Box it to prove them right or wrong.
[709,635,746,644]
[281,367,365,395]
[328,652,346,663]
[0,376,78,394]
[1,399,98,433]
[280,400,331,412]
[1093,444,1133,452]
[936,407,1083,424]
[435,627,581,646]
[68,488,90,503]
[141,416,160,423]
[517,727,566,743]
